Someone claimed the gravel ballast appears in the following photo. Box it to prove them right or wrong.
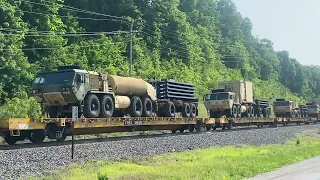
[1,124,320,180]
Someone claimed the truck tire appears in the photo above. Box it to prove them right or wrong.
[258,108,263,117]
[237,106,241,118]
[231,105,237,118]
[190,103,197,118]
[163,102,176,117]
[142,97,153,117]
[129,96,143,117]
[297,110,301,118]
[83,94,100,118]
[249,106,255,117]
[100,95,114,118]
[245,106,251,117]
[182,103,191,117]
[266,108,270,118]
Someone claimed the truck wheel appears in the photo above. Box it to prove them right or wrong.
[142,97,153,117]
[266,108,270,118]
[129,96,143,117]
[250,106,255,117]
[231,105,237,118]
[100,95,114,118]
[163,102,176,117]
[84,94,100,118]
[297,110,301,118]
[182,103,191,117]
[190,103,197,118]
[237,106,241,118]
[258,108,263,117]
[245,106,251,117]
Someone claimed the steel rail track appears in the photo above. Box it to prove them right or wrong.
[0,122,316,151]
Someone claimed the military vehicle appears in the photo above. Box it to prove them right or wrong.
[32,65,198,118]
[273,98,303,117]
[148,79,198,117]
[203,80,270,118]
[306,101,319,117]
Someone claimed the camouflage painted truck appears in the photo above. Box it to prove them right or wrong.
[273,98,308,117]
[203,80,270,118]
[32,66,198,118]
[306,98,320,117]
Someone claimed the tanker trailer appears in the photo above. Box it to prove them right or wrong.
[107,75,157,117]
[32,65,157,118]
[148,79,199,118]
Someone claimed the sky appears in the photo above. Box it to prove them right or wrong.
[232,0,320,66]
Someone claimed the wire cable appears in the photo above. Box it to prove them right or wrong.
[20,0,128,21]
[0,41,127,51]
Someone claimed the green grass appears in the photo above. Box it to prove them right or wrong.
[28,133,320,180]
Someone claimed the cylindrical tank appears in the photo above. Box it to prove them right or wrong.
[115,96,131,109]
[107,75,148,96]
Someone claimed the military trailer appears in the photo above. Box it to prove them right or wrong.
[273,98,301,117]
[203,80,270,118]
[148,79,198,118]
[32,66,198,119]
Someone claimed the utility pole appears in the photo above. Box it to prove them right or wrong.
[129,20,134,77]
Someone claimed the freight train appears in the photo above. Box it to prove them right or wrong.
[0,66,319,145]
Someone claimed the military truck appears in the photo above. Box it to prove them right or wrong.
[32,65,198,118]
[306,101,319,117]
[203,80,270,118]
[273,98,305,117]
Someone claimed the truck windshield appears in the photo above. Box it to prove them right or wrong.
[34,72,75,85]
[274,101,290,106]
[205,93,229,100]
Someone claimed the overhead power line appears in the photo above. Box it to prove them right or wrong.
[0,30,135,37]
[20,0,129,21]
[0,41,127,51]
[20,10,121,22]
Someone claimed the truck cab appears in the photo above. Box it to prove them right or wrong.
[306,103,319,117]
[32,66,91,117]
[273,99,300,117]
[204,89,242,118]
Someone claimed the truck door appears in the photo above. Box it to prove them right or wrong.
[74,73,86,100]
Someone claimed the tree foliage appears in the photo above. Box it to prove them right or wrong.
[0,0,318,117]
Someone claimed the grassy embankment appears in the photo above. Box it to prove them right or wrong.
[27,130,320,180]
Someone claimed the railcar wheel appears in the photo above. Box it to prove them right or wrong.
[29,130,45,143]
[163,102,176,117]
[84,94,100,118]
[188,125,194,132]
[129,96,143,117]
[190,103,197,118]
[100,95,114,118]
[4,133,18,145]
[182,103,191,117]
[142,97,153,117]
[206,125,212,131]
